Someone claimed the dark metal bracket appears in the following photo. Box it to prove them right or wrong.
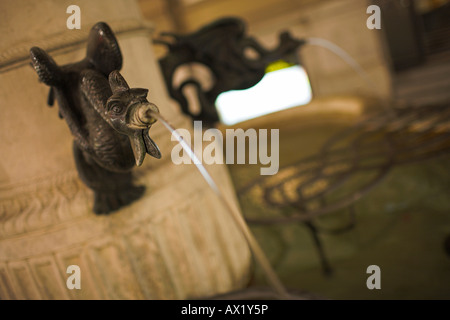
[155,17,306,126]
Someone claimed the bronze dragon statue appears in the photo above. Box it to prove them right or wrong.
[30,22,161,214]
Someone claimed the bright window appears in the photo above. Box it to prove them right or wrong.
[215,64,312,125]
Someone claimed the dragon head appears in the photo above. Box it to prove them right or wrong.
[106,70,161,165]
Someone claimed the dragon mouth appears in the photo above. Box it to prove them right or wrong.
[126,102,162,166]
[128,102,159,129]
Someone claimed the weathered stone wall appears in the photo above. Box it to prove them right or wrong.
[0,0,251,299]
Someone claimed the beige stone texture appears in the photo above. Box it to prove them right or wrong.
[0,0,251,299]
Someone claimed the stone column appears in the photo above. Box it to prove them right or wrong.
[0,0,251,299]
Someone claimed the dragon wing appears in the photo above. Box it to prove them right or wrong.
[86,22,123,76]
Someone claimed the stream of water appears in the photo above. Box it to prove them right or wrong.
[146,39,378,299]
[148,111,291,299]
[305,37,377,90]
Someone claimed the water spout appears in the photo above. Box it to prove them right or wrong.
[305,37,377,90]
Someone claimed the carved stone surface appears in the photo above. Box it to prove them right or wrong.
[0,164,251,299]
[156,17,305,125]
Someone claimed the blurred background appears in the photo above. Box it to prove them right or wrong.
[140,0,450,105]
[138,0,450,299]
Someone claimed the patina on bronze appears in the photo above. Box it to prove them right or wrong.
[155,17,306,126]
[30,22,161,214]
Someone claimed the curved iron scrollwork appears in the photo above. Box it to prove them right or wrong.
[155,17,305,126]
[238,102,450,274]
[30,22,161,214]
